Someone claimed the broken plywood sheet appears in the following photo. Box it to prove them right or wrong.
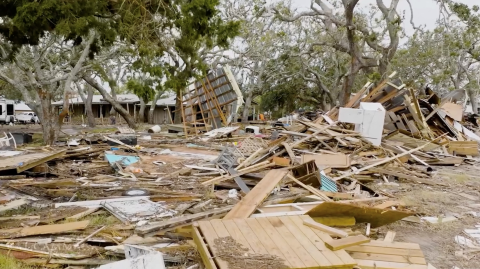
[0,150,66,173]
[302,153,351,168]
[0,220,90,238]
[102,198,175,224]
[97,253,165,269]
[441,102,463,122]
[223,169,288,219]
[306,202,414,228]
[384,132,440,151]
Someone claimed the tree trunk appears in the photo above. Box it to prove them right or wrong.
[77,83,96,127]
[34,90,58,145]
[110,87,118,115]
[468,88,478,114]
[174,91,182,124]
[341,73,357,106]
[138,98,146,123]
[242,91,253,123]
[85,87,95,127]
[83,76,137,129]
[149,91,162,124]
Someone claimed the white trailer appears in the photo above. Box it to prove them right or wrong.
[0,98,16,124]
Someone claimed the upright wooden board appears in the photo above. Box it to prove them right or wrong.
[224,169,288,219]
[194,216,357,269]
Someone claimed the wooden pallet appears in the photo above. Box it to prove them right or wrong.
[345,240,428,269]
[193,215,356,269]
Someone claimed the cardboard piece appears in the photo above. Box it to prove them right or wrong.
[302,153,350,168]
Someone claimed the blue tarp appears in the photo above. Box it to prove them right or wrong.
[105,153,140,167]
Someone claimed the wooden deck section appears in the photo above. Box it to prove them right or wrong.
[193,215,357,269]
[345,240,428,269]
[0,150,66,172]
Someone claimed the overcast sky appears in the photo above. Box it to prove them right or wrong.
[290,0,478,35]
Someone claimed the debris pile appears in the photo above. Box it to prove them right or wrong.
[1,73,479,269]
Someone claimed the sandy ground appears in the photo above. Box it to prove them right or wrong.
[367,165,480,269]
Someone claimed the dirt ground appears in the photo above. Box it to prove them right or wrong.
[366,164,480,269]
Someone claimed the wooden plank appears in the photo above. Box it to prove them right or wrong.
[369,168,447,187]
[281,142,297,164]
[255,217,306,268]
[242,218,291,267]
[287,216,346,267]
[448,141,479,156]
[354,259,428,269]
[303,218,348,238]
[363,240,421,250]
[232,219,268,254]
[384,231,396,242]
[224,169,288,219]
[268,217,320,268]
[302,153,350,168]
[298,216,357,267]
[220,220,254,252]
[196,221,229,269]
[2,221,90,238]
[350,252,427,265]
[333,138,443,181]
[277,217,332,267]
[66,207,100,221]
[345,82,372,108]
[136,206,232,235]
[345,245,424,257]
[325,235,371,250]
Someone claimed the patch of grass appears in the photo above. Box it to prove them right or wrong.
[84,214,120,226]
[0,205,42,218]
[88,127,117,134]
[28,133,44,146]
[0,254,34,269]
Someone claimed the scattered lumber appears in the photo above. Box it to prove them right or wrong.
[224,169,288,219]
[325,235,371,250]
[302,218,349,238]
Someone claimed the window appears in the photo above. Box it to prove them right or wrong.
[0,105,3,115]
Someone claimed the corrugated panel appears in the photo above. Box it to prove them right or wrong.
[320,173,338,192]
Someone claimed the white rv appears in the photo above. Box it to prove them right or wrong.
[0,98,16,124]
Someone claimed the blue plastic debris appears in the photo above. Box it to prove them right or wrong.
[320,173,338,192]
[105,153,140,167]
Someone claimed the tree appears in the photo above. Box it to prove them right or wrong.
[1,0,240,142]
[126,79,155,123]
[272,0,403,105]
[0,34,94,144]
[75,81,96,127]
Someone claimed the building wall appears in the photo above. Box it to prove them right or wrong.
[149,106,175,124]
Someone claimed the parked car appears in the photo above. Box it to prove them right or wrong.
[16,112,39,124]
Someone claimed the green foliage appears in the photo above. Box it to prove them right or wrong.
[126,79,155,102]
